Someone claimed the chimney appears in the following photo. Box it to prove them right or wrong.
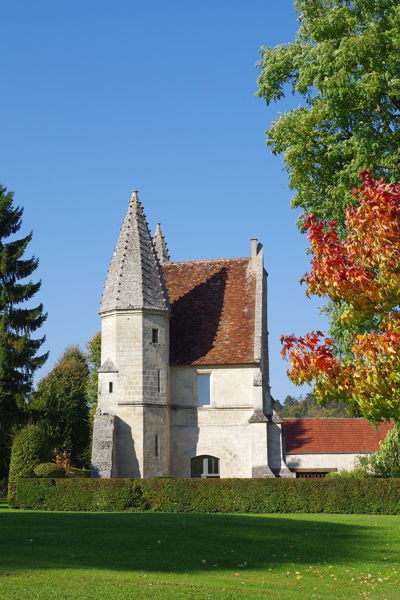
[251,237,258,268]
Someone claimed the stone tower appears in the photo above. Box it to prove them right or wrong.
[91,191,170,478]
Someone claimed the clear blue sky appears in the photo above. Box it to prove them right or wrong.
[0,0,328,402]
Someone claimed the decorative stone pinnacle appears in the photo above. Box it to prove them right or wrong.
[153,222,170,265]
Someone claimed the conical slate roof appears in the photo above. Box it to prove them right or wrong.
[153,223,170,264]
[100,191,169,313]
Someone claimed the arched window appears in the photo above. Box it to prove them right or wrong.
[191,455,220,478]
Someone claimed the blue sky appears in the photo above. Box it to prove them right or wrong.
[0,0,328,402]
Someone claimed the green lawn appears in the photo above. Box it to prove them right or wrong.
[0,501,399,599]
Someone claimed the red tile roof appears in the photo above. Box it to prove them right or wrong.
[283,419,393,454]
[162,258,257,365]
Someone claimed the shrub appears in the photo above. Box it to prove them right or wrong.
[370,425,400,478]
[325,455,374,479]
[8,424,52,505]
[34,463,66,478]
[14,477,400,514]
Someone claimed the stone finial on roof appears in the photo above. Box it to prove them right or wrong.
[99,191,170,314]
[153,222,170,264]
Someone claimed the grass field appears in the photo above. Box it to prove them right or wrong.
[0,501,399,599]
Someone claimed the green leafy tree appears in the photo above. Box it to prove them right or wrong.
[370,425,400,478]
[257,0,400,226]
[8,423,52,504]
[0,185,48,479]
[30,346,90,466]
[279,392,355,418]
[85,331,101,419]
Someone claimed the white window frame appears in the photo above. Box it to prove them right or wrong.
[196,370,212,407]
[191,455,220,478]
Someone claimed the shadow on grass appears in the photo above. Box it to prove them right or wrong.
[0,511,396,574]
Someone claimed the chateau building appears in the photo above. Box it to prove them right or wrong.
[91,191,292,479]
[91,192,391,479]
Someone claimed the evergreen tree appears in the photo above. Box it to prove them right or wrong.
[0,184,47,479]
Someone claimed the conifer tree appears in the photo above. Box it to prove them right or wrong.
[0,184,48,479]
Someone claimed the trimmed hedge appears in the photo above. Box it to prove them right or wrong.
[14,477,400,514]
[34,463,66,478]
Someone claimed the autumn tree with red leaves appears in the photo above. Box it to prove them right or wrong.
[281,170,400,423]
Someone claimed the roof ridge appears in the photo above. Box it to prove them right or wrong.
[164,256,251,265]
[283,417,389,421]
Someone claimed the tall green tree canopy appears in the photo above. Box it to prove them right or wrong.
[85,331,101,419]
[257,0,400,225]
[0,184,47,479]
[30,346,90,466]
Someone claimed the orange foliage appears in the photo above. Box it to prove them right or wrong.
[281,170,400,422]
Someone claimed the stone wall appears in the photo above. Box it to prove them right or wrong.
[91,414,117,478]
[170,365,258,478]
[286,452,366,473]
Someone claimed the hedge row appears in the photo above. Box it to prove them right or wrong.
[13,477,400,513]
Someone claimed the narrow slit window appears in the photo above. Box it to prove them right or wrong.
[152,329,159,343]
[198,374,211,406]
[155,434,159,457]
[109,381,113,393]
[157,369,161,393]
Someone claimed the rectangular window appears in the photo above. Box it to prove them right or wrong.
[157,369,161,393]
[152,329,159,343]
[198,374,211,407]
[155,434,159,457]
[109,381,113,393]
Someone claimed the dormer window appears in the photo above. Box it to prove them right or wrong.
[109,382,113,393]
[152,329,159,343]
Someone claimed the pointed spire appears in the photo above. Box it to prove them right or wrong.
[153,222,170,265]
[100,191,169,313]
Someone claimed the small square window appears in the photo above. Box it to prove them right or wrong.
[152,329,159,343]
[109,381,113,393]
